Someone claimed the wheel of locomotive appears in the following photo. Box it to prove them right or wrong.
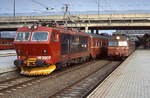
[14,59,24,68]
[62,63,67,68]
[55,63,64,70]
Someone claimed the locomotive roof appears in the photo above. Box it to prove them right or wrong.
[88,33,110,39]
[17,26,89,37]
[56,28,89,37]
[109,35,131,41]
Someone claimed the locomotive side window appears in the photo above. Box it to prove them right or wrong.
[16,32,30,41]
[32,32,48,41]
[79,36,88,52]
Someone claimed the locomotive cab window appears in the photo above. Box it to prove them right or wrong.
[108,42,118,46]
[16,32,30,41]
[32,32,48,41]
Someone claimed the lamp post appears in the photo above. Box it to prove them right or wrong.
[62,4,70,28]
[13,0,16,17]
[98,0,99,16]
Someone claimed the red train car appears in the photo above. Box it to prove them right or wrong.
[13,25,108,76]
[108,34,135,59]
[89,34,108,59]
[0,38,14,50]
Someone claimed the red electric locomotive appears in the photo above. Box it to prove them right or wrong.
[0,38,14,50]
[14,25,108,76]
[14,25,91,75]
[108,34,135,59]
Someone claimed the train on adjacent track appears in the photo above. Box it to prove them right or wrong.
[0,38,14,50]
[107,34,135,59]
[13,25,109,76]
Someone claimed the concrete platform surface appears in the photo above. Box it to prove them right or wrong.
[0,50,16,73]
[0,56,17,73]
[0,50,16,57]
[88,50,150,98]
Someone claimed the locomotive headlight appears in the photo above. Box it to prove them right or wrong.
[116,36,120,40]
[28,26,32,29]
[43,49,48,55]
[33,25,38,29]
[28,25,38,29]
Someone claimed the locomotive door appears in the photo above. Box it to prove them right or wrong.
[67,39,71,54]
[61,34,71,55]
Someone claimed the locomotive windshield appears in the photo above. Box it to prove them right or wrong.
[109,41,128,46]
[32,32,48,41]
[108,42,118,46]
[16,32,30,41]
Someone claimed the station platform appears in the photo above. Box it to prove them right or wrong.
[0,50,16,56]
[0,50,16,73]
[88,49,150,98]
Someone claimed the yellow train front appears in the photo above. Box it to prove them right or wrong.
[13,26,58,76]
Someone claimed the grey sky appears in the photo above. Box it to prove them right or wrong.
[0,0,150,14]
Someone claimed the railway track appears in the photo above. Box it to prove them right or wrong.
[0,60,97,96]
[0,60,119,98]
[0,71,22,82]
[0,77,37,95]
[51,61,121,98]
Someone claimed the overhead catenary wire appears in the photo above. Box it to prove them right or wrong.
[31,0,50,10]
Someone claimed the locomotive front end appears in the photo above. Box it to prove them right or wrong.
[14,26,56,76]
[108,34,135,60]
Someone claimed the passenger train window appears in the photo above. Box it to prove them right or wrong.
[101,41,102,46]
[93,40,96,46]
[97,42,99,46]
